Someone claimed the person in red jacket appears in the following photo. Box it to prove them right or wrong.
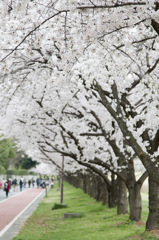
[4,180,10,198]
[0,180,2,190]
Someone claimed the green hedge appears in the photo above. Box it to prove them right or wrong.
[28,171,37,176]
[0,169,37,177]
[6,169,29,176]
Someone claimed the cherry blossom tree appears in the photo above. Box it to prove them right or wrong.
[0,72,148,221]
[69,51,158,228]
[0,0,159,231]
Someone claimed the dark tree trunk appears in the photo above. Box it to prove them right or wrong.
[108,174,118,208]
[88,175,98,198]
[108,189,117,208]
[146,177,159,230]
[78,172,84,189]
[82,174,88,193]
[128,183,142,221]
[117,178,128,215]
[97,177,108,205]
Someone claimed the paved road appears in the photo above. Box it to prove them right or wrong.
[0,187,45,240]
[0,187,25,201]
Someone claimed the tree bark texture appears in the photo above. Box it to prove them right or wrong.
[117,178,128,215]
[108,177,118,208]
[146,177,159,230]
[128,183,142,221]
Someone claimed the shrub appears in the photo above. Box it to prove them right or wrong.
[52,203,68,210]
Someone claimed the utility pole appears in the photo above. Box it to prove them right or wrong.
[60,155,64,204]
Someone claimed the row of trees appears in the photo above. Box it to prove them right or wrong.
[0,0,158,232]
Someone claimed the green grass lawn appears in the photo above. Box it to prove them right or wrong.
[13,181,158,240]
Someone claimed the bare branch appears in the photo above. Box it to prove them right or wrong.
[77,2,146,10]
[146,58,159,74]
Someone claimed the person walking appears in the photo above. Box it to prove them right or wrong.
[36,178,40,188]
[51,179,54,188]
[32,179,35,188]
[4,179,10,198]
[23,178,26,188]
[28,179,31,188]
[2,178,5,189]
[12,178,17,192]
[19,178,23,191]
[0,180,2,191]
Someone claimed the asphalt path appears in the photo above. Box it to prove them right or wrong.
[0,187,45,240]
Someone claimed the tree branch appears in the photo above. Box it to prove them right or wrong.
[0,10,68,62]
[77,2,146,10]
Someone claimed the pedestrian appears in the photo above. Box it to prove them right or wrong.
[28,179,31,188]
[2,178,5,189]
[23,178,26,188]
[4,179,10,197]
[51,179,54,188]
[36,178,40,188]
[19,178,23,191]
[32,179,35,188]
[0,180,2,191]
[42,181,46,188]
[12,178,17,192]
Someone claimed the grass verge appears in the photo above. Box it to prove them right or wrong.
[12,181,158,240]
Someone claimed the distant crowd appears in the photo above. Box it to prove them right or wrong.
[0,176,54,198]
